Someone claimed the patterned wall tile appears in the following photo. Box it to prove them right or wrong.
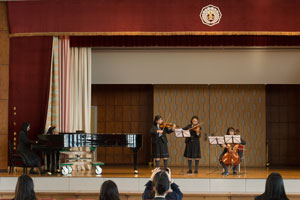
[154,85,266,167]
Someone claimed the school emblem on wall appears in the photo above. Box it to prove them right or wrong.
[200,5,222,26]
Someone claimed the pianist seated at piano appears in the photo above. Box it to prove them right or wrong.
[17,122,46,174]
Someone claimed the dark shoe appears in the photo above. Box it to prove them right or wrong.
[29,170,38,175]
[194,170,198,174]
[221,171,229,176]
[233,170,237,175]
[187,170,192,174]
[40,170,47,175]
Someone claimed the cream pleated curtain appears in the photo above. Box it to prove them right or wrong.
[46,36,91,134]
[69,47,92,133]
[45,36,92,170]
[45,37,60,133]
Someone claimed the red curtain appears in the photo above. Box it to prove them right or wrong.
[9,37,52,147]
[70,35,300,47]
[8,0,300,33]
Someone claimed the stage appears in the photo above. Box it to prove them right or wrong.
[1,166,300,195]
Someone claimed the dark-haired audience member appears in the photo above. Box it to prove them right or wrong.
[99,180,120,200]
[255,172,289,200]
[142,168,183,200]
[14,175,37,200]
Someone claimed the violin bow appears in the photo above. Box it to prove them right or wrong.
[188,122,205,130]
[162,114,171,130]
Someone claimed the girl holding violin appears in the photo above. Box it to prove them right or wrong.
[219,127,246,176]
[183,116,201,174]
[150,115,176,169]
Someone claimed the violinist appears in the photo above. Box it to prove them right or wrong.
[183,116,201,174]
[150,115,176,169]
[219,127,246,175]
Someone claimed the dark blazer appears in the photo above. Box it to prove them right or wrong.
[142,180,183,200]
[17,130,34,153]
[150,125,173,144]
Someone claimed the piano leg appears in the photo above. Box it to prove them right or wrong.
[50,152,55,173]
[132,148,139,174]
[56,151,60,173]
[46,153,51,172]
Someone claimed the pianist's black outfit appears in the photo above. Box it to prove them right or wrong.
[142,180,183,200]
[150,124,173,168]
[183,124,201,173]
[17,122,44,174]
[219,138,246,175]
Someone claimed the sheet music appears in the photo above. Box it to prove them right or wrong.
[224,135,241,144]
[208,136,225,144]
[233,135,241,144]
[182,130,191,137]
[175,128,191,138]
[208,136,217,144]
[175,128,183,137]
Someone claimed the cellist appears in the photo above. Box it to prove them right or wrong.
[219,127,246,175]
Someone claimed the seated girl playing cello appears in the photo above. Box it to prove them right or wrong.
[219,127,246,176]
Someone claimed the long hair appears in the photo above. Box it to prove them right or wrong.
[255,173,289,200]
[226,127,235,135]
[153,171,170,196]
[20,122,30,133]
[153,115,162,125]
[14,175,37,200]
[99,180,120,200]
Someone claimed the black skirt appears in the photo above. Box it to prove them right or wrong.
[152,138,169,158]
[184,138,201,158]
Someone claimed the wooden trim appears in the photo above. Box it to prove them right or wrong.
[9,31,300,38]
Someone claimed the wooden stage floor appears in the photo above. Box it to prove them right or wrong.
[3,165,300,179]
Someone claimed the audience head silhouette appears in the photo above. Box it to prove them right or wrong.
[255,172,289,200]
[99,180,120,200]
[14,175,37,200]
[153,171,170,197]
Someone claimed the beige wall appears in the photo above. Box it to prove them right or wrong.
[0,2,9,170]
[92,49,300,84]
[154,85,266,167]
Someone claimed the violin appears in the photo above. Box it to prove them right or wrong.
[159,123,174,129]
[188,122,205,131]
[222,143,240,166]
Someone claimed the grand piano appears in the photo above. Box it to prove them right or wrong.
[32,133,143,174]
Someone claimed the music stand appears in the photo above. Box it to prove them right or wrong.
[208,136,225,145]
[224,135,241,144]
[208,136,225,172]
[46,126,56,135]
[175,129,191,138]
[174,128,191,175]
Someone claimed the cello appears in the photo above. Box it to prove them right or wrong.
[222,128,243,166]
[221,143,240,166]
